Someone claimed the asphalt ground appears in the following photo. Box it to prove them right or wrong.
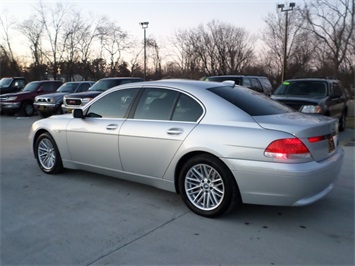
[0,113,354,265]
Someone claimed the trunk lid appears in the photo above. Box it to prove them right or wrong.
[253,112,339,162]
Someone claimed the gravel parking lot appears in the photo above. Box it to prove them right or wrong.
[1,114,354,265]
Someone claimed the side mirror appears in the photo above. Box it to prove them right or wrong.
[73,108,85,118]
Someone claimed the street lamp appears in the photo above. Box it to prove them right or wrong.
[278,2,295,82]
[139,21,149,80]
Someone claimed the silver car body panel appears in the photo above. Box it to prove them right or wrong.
[30,79,344,207]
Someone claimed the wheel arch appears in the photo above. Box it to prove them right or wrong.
[174,151,237,194]
[32,129,51,158]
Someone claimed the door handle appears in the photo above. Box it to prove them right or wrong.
[167,128,184,135]
[106,124,118,130]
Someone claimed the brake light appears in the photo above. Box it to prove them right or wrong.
[264,138,310,159]
[308,136,326,143]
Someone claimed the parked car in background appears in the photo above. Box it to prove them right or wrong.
[0,77,27,94]
[206,75,273,96]
[271,78,349,131]
[0,80,63,116]
[34,81,94,117]
[62,77,144,113]
[30,79,344,218]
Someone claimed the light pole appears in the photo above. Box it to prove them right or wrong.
[139,21,149,80]
[278,2,295,82]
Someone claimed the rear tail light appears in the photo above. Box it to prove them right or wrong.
[308,135,326,143]
[264,138,310,159]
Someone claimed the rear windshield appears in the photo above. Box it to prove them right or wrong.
[209,86,293,116]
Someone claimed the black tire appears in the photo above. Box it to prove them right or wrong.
[38,111,49,118]
[178,154,240,218]
[55,106,63,115]
[339,112,347,132]
[20,102,34,116]
[34,132,64,174]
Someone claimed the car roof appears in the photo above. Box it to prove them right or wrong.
[64,81,94,84]
[99,77,143,81]
[208,75,267,78]
[29,80,62,83]
[141,79,224,90]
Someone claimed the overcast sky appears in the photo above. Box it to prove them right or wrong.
[1,0,305,60]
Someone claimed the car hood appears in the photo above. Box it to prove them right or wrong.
[271,95,326,104]
[65,91,102,99]
[0,91,31,97]
[37,92,67,99]
[253,112,338,138]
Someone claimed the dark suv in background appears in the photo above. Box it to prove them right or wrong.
[62,77,144,113]
[206,75,273,96]
[0,77,27,94]
[271,78,349,131]
[0,80,63,116]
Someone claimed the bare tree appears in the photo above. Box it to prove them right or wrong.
[18,15,45,79]
[301,0,354,77]
[35,1,72,80]
[0,12,21,75]
[261,8,316,82]
[97,19,130,76]
[147,37,162,79]
[171,20,255,78]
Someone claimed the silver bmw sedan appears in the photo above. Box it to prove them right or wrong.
[30,79,344,217]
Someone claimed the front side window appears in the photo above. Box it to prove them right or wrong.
[86,88,139,118]
[331,83,341,97]
[42,83,55,92]
[76,83,91,92]
[242,78,251,88]
[250,78,263,93]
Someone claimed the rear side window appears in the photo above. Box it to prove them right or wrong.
[209,86,293,116]
[134,88,179,120]
[133,88,203,122]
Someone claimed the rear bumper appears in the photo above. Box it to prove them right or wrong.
[224,147,344,206]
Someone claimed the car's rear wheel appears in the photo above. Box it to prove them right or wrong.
[35,133,63,174]
[178,154,240,218]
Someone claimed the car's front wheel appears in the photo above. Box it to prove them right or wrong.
[35,133,63,174]
[178,154,240,218]
[20,101,34,116]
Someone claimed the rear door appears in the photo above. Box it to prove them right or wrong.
[119,87,203,178]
